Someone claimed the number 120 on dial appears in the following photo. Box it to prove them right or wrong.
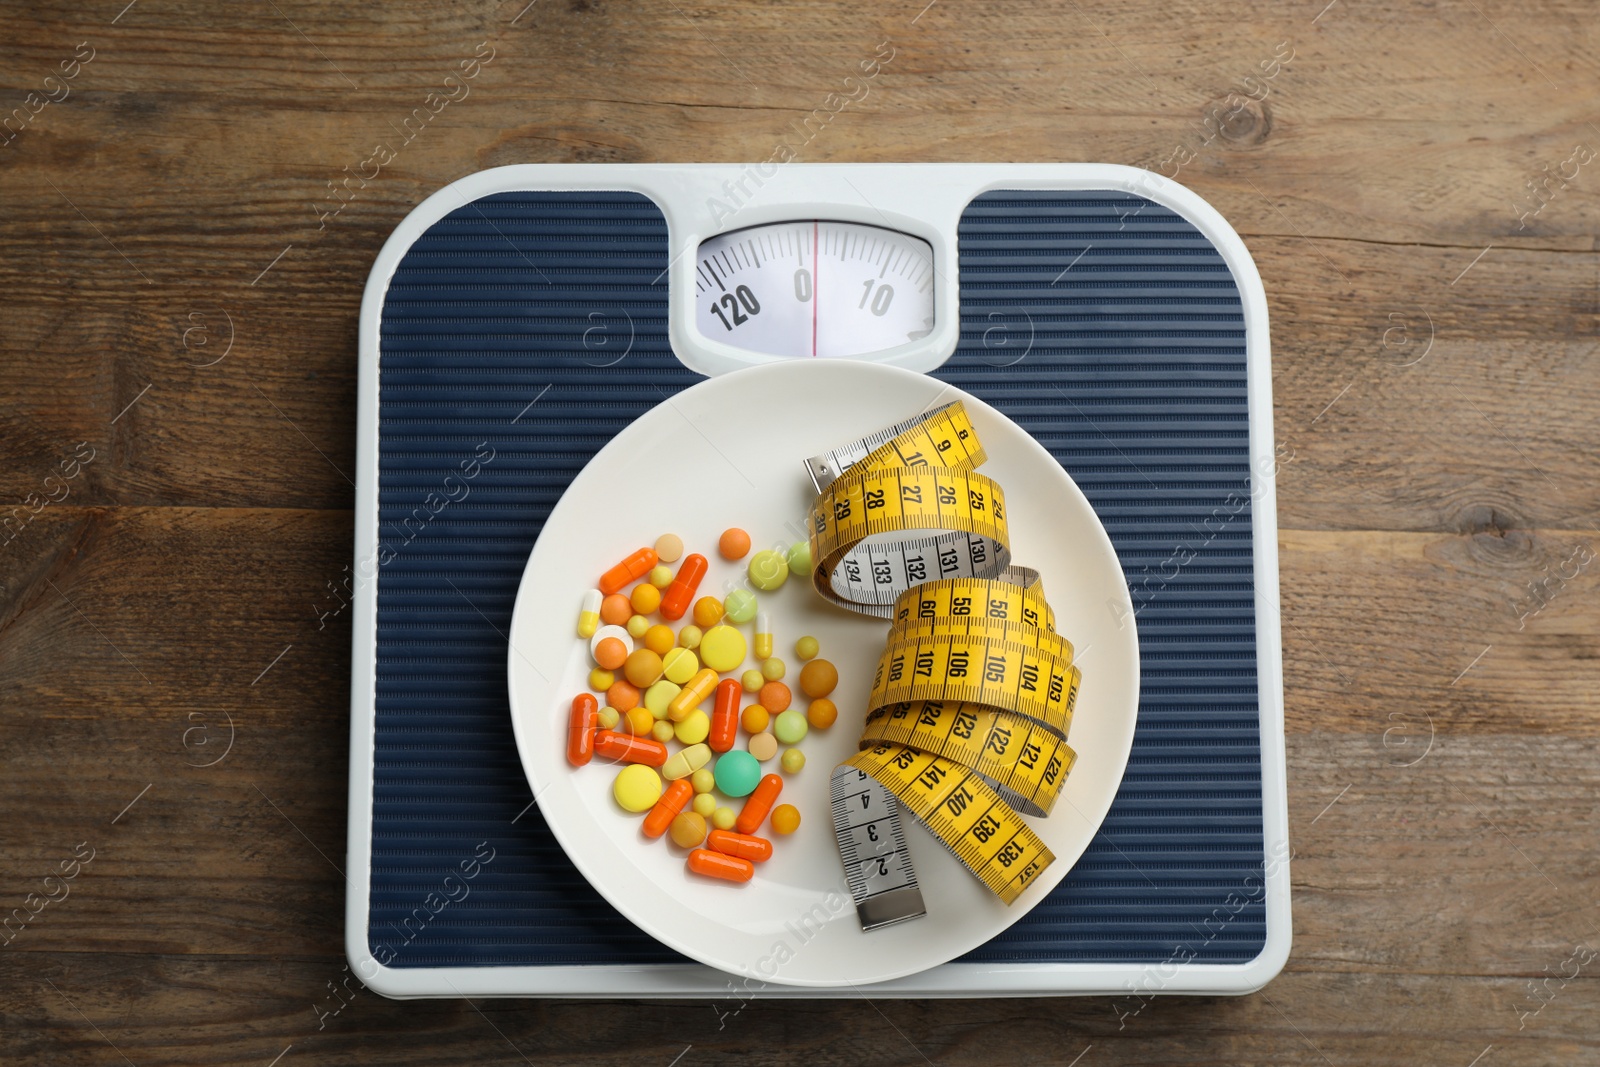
[694,220,935,361]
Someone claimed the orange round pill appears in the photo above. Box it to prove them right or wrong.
[606,679,641,712]
[630,583,662,616]
[718,528,752,560]
[624,706,654,736]
[599,594,633,626]
[692,596,725,628]
[643,624,675,656]
[741,704,770,734]
[594,637,628,671]
[798,658,838,699]
[624,649,664,688]
[770,804,801,835]
[758,681,791,713]
[806,698,838,730]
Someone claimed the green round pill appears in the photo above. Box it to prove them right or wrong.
[748,550,789,591]
[785,541,813,577]
[781,747,806,774]
[723,587,758,623]
[713,750,762,798]
[773,709,808,745]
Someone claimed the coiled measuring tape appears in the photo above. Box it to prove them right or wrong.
[807,402,1079,929]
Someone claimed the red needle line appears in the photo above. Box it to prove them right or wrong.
[811,220,819,357]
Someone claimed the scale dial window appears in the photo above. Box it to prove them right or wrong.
[694,220,935,360]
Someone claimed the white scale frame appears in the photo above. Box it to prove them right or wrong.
[347,163,1291,998]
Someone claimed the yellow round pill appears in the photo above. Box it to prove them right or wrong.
[678,625,702,650]
[614,765,662,813]
[625,614,651,638]
[643,624,675,656]
[770,803,801,835]
[700,624,747,673]
[711,806,737,831]
[761,657,786,681]
[643,680,681,719]
[780,747,805,774]
[597,706,620,730]
[662,647,699,684]
[748,731,778,762]
[692,792,717,818]
[651,720,675,743]
[648,565,674,588]
[692,596,725,628]
[675,709,711,746]
[588,668,615,692]
[630,583,662,615]
[794,636,820,661]
[740,669,764,693]
[624,707,654,735]
[690,767,715,793]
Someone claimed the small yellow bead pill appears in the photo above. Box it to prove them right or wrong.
[770,803,801,835]
[614,765,662,813]
[690,767,716,794]
[780,747,805,774]
[588,668,615,692]
[661,646,698,684]
[678,625,702,650]
[748,731,778,762]
[711,806,737,831]
[625,614,651,638]
[741,669,765,693]
[699,624,747,673]
[692,793,717,818]
[748,549,788,591]
[794,635,819,661]
[761,657,785,681]
[643,680,681,719]
[648,565,674,588]
[596,706,620,730]
[675,709,711,745]
[651,720,675,743]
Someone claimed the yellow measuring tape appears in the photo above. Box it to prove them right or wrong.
[807,402,1080,925]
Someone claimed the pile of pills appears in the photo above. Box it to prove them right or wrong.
[567,529,839,885]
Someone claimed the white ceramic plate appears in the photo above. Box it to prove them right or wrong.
[508,360,1139,987]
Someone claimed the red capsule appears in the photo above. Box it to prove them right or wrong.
[706,828,773,863]
[709,678,741,753]
[566,693,599,767]
[687,848,754,883]
[593,729,668,767]
[735,773,783,835]
[599,547,659,596]
[658,554,708,621]
[643,779,694,839]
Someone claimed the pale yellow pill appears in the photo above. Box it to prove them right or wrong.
[655,533,684,564]
[761,657,786,681]
[625,614,651,638]
[711,806,737,831]
[651,720,675,743]
[678,625,702,650]
[700,624,747,673]
[741,669,765,693]
[662,742,713,781]
[780,747,805,774]
[614,765,662,813]
[644,680,681,719]
[662,647,699,685]
[675,709,711,745]
[748,731,778,762]
[589,668,615,692]
[648,565,674,588]
[794,635,820,661]
[597,706,620,730]
[690,767,716,794]
[692,792,717,817]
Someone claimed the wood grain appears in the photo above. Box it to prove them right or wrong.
[3,0,1599,1063]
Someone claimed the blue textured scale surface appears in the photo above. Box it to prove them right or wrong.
[370,189,1264,968]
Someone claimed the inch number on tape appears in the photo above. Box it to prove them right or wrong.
[807,401,1083,929]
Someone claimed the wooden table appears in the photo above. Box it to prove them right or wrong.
[3,2,1596,1063]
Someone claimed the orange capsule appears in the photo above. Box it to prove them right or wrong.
[659,553,708,621]
[667,667,719,722]
[707,828,773,863]
[687,848,754,883]
[643,778,694,839]
[735,774,783,835]
[599,547,659,596]
[709,678,741,753]
[593,729,668,767]
[567,693,598,767]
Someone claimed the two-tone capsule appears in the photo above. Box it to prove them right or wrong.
[754,611,774,660]
[576,589,603,639]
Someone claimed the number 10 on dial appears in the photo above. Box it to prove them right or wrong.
[694,220,935,361]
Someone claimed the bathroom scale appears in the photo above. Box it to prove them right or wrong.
[344,163,1290,997]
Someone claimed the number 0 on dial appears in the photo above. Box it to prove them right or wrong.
[694,221,935,360]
